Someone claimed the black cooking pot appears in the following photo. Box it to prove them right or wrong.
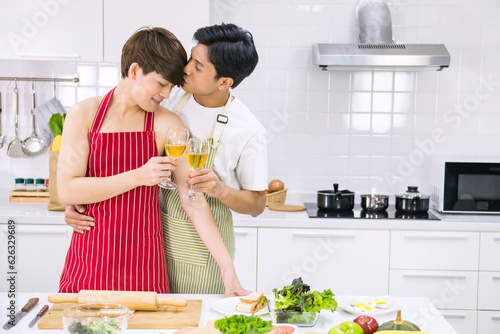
[317,183,355,211]
[395,186,430,213]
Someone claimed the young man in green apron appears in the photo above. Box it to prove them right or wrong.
[160,23,267,295]
[64,23,267,296]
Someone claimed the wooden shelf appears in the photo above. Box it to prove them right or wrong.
[9,190,50,202]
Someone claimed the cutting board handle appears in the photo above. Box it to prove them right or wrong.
[48,294,78,304]
[157,297,188,307]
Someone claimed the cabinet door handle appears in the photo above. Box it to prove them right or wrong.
[292,232,356,239]
[402,274,467,280]
[234,231,248,236]
[494,237,500,241]
[492,276,500,280]
[492,316,500,321]
[20,53,81,59]
[443,314,465,319]
[12,227,70,234]
[403,235,468,241]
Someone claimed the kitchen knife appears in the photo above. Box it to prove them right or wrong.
[3,297,39,330]
[28,304,49,328]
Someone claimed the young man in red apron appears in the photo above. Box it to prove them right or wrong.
[57,27,187,293]
[64,24,268,296]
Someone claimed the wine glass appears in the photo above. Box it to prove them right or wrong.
[182,138,209,200]
[159,127,189,189]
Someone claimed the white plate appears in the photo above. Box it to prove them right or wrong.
[211,296,270,316]
[336,296,397,316]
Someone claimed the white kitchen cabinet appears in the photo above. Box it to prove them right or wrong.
[103,0,209,63]
[389,269,478,310]
[233,227,257,291]
[479,232,500,271]
[478,271,500,310]
[477,311,500,334]
[0,0,103,61]
[256,228,390,295]
[390,230,479,271]
[0,223,73,293]
[440,310,477,334]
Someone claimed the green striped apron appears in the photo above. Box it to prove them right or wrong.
[160,92,235,294]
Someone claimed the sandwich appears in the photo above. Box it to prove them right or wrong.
[236,292,268,313]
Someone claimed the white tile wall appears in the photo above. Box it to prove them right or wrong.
[210,0,500,198]
[1,0,500,201]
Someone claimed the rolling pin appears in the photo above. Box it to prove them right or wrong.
[48,290,187,310]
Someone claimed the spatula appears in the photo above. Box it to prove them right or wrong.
[6,82,25,158]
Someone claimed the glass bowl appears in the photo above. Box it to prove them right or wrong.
[269,300,319,327]
[61,303,130,334]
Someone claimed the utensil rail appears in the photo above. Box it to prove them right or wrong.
[0,75,79,85]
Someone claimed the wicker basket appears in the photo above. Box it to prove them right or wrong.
[266,188,287,206]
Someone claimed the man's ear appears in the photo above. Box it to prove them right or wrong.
[128,62,140,79]
[218,77,234,90]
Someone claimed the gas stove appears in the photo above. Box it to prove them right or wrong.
[304,202,440,220]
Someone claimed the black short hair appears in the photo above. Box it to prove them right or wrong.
[193,23,258,88]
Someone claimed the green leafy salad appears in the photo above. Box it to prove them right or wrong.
[271,277,337,324]
[214,314,274,334]
[67,320,122,334]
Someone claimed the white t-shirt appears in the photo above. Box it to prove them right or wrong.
[164,87,268,191]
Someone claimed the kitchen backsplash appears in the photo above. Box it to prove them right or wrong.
[1,0,500,201]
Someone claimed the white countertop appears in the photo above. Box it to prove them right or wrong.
[0,293,457,334]
[2,190,500,232]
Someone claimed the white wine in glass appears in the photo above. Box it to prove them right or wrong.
[182,138,209,200]
[159,127,189,189]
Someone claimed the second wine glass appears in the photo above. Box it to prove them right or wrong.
[182,138,209,200]
[159,127,189,189]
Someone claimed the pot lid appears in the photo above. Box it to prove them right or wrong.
[397,186,430,199]
[334,183,354,195]
[317,183,354,195]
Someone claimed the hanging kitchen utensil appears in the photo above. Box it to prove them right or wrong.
[0,92,5,149]
[6,81,25,158]
[22,81,46,156]
[33,80,66,145]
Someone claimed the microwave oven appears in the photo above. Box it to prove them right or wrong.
[430,157,500,214]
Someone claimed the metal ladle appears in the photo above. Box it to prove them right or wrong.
[6,80,25,158]
[0,92,5,148]
[22,81,45,156]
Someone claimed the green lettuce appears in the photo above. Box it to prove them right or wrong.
[214,314,274,334]
[272,277,337,313]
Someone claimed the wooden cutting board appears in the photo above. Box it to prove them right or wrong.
[269,205,306,212]
[175,320,218,334]
[38,300,202,329]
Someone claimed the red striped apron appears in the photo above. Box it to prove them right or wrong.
[59,88,168,293]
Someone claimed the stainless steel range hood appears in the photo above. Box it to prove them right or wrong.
[313,43,450,71]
